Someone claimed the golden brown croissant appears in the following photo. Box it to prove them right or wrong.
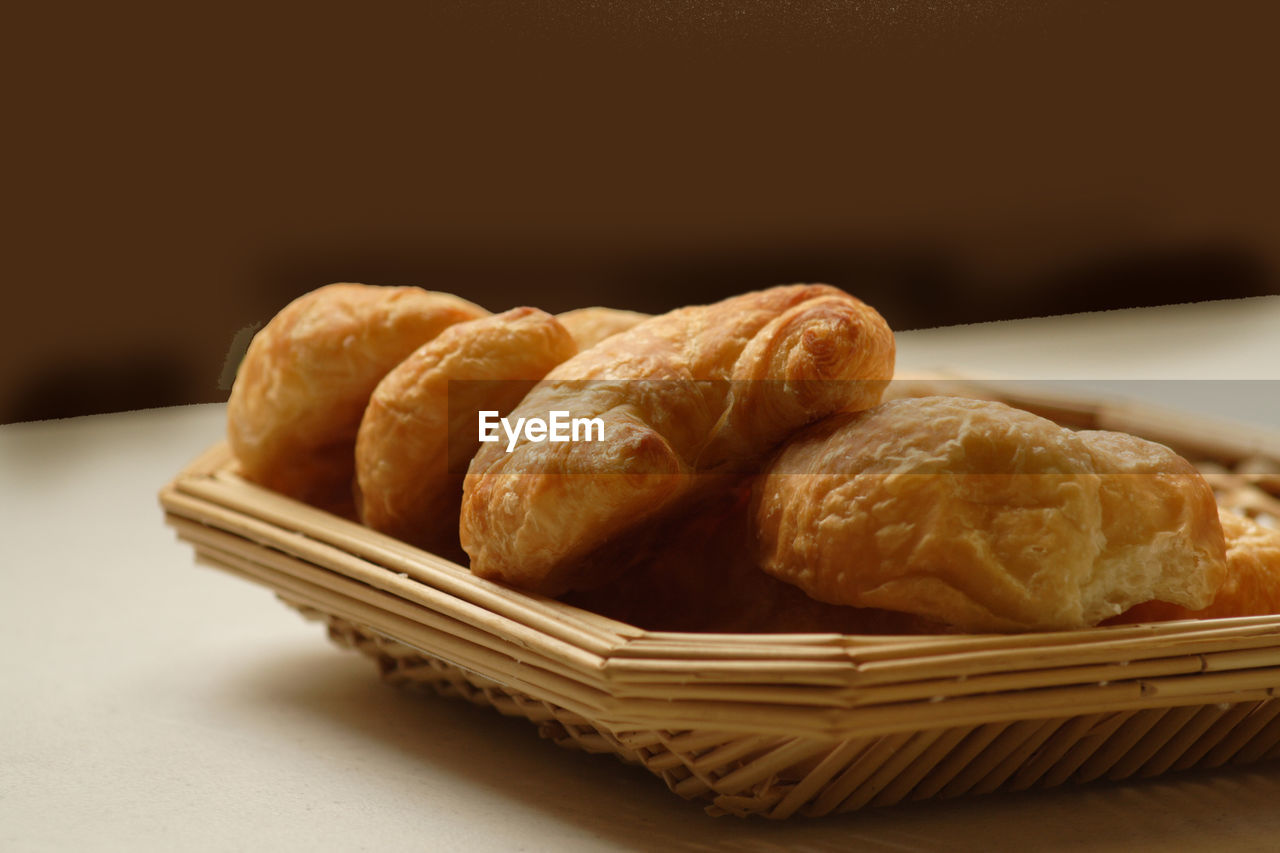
[556,307,649,350]
[1111,509,1280,622]
[461,284,896,596]
[355,307,577,559]
[753,396,1227,632]
[227,283,487,511]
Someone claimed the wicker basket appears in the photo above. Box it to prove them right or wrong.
[159,381,1280,818]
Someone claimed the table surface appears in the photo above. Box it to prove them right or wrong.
[4,297,1279,852]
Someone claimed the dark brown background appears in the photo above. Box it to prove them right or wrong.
[5,1,1278,422]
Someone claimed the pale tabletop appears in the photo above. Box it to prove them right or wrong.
[3,297,1279,852]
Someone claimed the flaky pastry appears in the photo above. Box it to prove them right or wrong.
[754,397,1227,632]
[564,483,944,634]
[461,284,896,596]
[1112,509,1280,622]
[355,307,577,559]
[556,307,650,350]
[227,283,487,511]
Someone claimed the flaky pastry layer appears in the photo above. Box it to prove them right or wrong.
[461,284,896,595]
[355,307,577,558]
[1114,510,1280,622]
[556,307,650,350]
[227,283,486,511]
[754,397,1227,632]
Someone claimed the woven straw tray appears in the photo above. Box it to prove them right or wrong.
[160,381,1280,819]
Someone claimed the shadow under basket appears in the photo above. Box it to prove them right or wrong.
[160,381,1280,819]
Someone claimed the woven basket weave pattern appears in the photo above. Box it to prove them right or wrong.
[301,604,1280,819]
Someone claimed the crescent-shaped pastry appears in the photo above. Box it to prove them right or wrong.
[227,283,487,511]
[1112,509,1280,622]
[461,284,896,596]
[753,396,1227,632]
[556,307,650,350]
[355,307,577,559]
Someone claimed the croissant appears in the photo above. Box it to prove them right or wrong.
[355,307,577,559]
[1111,509,1280,622]
[227,283,487,512]
[556,307,649,350]
[461,284,896,596]
[753,396,1227,632]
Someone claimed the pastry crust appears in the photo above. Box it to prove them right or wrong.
[556,307,649,350]
[355,308,577,559]
[1112,510,1280,622]
[754,397,1227,632]
[227,283,487,511]
[460,284,896,596]
[564,483,945,634]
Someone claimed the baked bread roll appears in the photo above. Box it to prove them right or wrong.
[1112,509,1280,622]
[227,283,487,511]
[461,284,896,596]
[754,396,1227,632]
[355,307,577,559]
[556,307,649,350]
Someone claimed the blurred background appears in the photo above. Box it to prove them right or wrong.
[5,1,1278,423]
